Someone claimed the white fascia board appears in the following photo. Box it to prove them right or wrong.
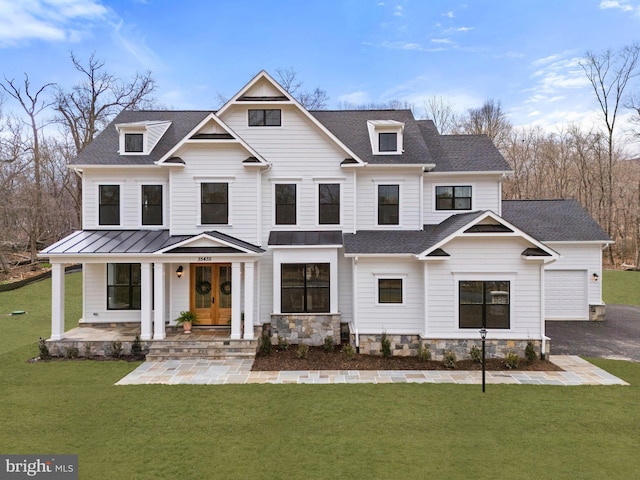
[69,164,160,169]
[343,253,415,258]
[156,113,267,166]
[417,210,559,260]
[153,232,257,255]
[216,70,365,165]
[361,163,436,170]
[545,240,615,246]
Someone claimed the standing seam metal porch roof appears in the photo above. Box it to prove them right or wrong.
[40,230,264,255]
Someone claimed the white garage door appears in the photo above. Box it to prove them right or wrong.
[545,270,588,320]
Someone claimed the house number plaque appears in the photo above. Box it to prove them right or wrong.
[197,256,212,262]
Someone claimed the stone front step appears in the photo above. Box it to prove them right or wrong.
[146,339,258,361]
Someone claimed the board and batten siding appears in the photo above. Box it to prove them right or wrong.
[355,170,422,230]
[426,237,543,338]
[83,169,169,229]
[423,175,502,225]
[220,105,354,243]
[354,257,424,334]
[169,143,261,241]
[545,243,604,306]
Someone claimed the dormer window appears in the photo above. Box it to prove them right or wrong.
[367,120,404,155]
[379,132,397,152]
[125,133,144,153]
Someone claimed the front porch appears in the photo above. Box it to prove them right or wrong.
[46,324,261,360]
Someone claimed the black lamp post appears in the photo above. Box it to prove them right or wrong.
[479,326,487,393]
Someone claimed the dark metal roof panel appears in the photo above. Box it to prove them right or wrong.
[268,230,343,246]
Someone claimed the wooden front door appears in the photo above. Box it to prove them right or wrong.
[190,264,232,326]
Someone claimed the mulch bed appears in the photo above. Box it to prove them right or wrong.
[251,345,562,372]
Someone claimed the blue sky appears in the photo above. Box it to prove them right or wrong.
[1,0,640,141]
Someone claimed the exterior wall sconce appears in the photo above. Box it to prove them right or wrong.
[176,266,184,278]
[592,273,599,282]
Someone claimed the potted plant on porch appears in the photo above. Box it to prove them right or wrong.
[176,310,197,334]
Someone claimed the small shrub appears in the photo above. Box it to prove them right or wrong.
[323,336,334,353]
[277,336,290,351]
[470,345,482,364]
[131,335,143,358]
[525,341,537,363]
[83,343,92,358]
[258,335,272,356]
[297,343,309,359]
[505,351,520,370]
[65,346,79,359]
[109,341,123,359]
[342,343,356,360]
[38,337,51,360]
[442,349,457,369]
[380,332,392,358]
[417,342,431,362]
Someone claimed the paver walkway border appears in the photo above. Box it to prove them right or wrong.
[115,355,628,386]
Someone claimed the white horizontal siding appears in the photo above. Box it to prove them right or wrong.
[83,263,141,322]
[427,237,542,337]
[423,175,502,225]
[545,243,604,306]
[355,170,422,230]
[355,257,424,334]
[337,251,353,324]
[83,169,169,229]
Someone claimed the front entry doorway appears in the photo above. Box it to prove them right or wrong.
[191,264,232,326]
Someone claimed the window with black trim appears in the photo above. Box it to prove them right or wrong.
[378,278,403,304]
[436,186,472,210]
[378,184,399,225]
[319,184,340,225]
[99,185,120,225]
[124,133,144,152]
[281,263,330,313]
[275,184,296,225]
[379,132,397,152]
[248,109,281,126]
[107,263,141,310]
[201,183,228,224]
[142,185,162,226]
[459,281,510,329]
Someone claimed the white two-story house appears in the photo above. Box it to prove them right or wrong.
[42,71,611,358]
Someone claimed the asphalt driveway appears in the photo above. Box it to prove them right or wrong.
[546,304,640,362]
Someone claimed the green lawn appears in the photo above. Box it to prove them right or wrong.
[1,274,639,479]
[603,269,640,306]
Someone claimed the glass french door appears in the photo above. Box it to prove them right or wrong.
[190,264,232,326]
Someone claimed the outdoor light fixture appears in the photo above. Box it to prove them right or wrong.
[592,273,599,282]
[176,266,184,278]
[479,326,487,393]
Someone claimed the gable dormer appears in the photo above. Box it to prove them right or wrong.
[116,120,172,155]
[367,120,404,155]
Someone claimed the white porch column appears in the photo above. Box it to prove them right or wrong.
[50,263,65,340]
[140,262,153,340]
[230,262,242,339]
[243,262,255,339]
[153,263,166,340]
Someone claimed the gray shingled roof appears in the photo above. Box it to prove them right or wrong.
[502,200,612,242]
[311,109,433,165]
[70,110,211,166]
[343,211,485,254]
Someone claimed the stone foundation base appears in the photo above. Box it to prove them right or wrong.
[355,334,549,360]
[589,304,606,321]
[46,339,151,358]
[269,314,341,346]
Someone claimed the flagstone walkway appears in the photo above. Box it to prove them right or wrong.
[115,355,628,386]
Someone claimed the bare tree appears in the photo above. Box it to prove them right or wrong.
[0,76,55,262]
[423,95,457,134]
[456,99,512,149]
[55,52,157,155]
[580,42,640,262]
[274,67,329,110]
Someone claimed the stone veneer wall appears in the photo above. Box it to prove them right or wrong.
[269,314,341,346]
[589,304,605,321]
[355,334,548,360]
[46,339,151,357]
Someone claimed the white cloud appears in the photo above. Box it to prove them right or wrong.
[431,38,453,45]
[599,0,634,12]
[443,11,454,18]
[338,91,370,106]
[393,5,403,16]
[111,19,165,71]
[0,0,108,47]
